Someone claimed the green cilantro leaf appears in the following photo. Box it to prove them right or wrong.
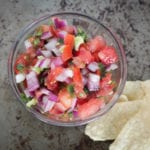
[77,27,88,41]
[67,84,74,95]
[17,64,24,72]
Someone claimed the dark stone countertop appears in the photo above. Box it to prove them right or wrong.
[0,0,149,149]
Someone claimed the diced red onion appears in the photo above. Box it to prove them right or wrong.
[50,57,63,70]
[52,17,67,28]
[41,31,52,40]
[56,68,73,82]
[26,71,40,92]
[57,30,67,39]
[40,88,50,95]
[106,64,118,72]
[68,97,77,113]
[36,49,43,56]
[64,68,73,78]
[88,73,100,91]
[24,40,32,49]
[45,38,57,50]
[41,50,52,57]
[48,91,58,102]
[82,76,88,86]
[24,89,34,98]
[81,68,88,75]
[39,58,51,69]
[52,47,61,56]
[87,62,99,72]
[15,73,25,83]
[73,110,78,117]
[39,96,56,113]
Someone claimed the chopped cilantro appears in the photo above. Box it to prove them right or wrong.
[67,84,74,95]
[33,38,40,47]
[48,20,53,26]
[57,38,64,44]
[83,87,89,94]
[20,93,32,103]
[17,64,24,72]
[77,27,87,41]
[34,27,43,37]
[98,62,106,77]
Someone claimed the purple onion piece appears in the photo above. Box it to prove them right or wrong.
[48,91,58,102]
[87,62,99,72]
[88,73,100,91]
[106,64,118,72]
[26,71,40,92]
[41,31,52,40]
[57,30,67,39]
[52,17,67,28]
[68,98,77,113]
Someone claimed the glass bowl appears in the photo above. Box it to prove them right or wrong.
[8,12,127,126]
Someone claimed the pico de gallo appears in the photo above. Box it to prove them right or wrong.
[14,17,118,121]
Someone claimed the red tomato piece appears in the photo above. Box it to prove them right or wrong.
[88,36,106,52]
[26,47,36,58]
[72,67,87,99]
[78,98,104,120]
[14,53,30,74]
[61,45,73,62]
[97,73,114,96]
[45,67,63,90]
[78,46,93,64]
[58,89,74,109]
[72,57,85,68]
[64,34,75,49]
[98,46,118,65]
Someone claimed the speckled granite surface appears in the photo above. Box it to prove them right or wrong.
[0,0,150,149]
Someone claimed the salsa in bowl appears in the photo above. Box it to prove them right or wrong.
[8,12,127,126]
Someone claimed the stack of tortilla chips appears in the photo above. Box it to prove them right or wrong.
[85,80,150,150]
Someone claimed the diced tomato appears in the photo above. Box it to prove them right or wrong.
[41,25,50,32]
[14,53,30,74]
[58,89,74,109]
[54,102,68,112]
[88,36,106,52]
[50,104,64,115]
[97,73,114,96]
[78,98,104,120]
[101,73,112,88]
[72,67,87,98]
[97,84,114,96]
[93,51,100,61]
[62,26,75,34]
[61,45,73,62]
[98,46,118,65]
[26,47,36,58]
[73,67,83,88]
[78,46,93,64]
[45,67,63,90]
[72,57,85,68]
[64,34,75,49]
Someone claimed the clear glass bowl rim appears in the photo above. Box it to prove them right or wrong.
[8,12,127,127]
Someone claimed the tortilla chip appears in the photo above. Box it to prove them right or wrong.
[85,100,146,141]
[118,95,128,102]
[123,81,145,100]
[141,80,150,100]
[110,101,150,150]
